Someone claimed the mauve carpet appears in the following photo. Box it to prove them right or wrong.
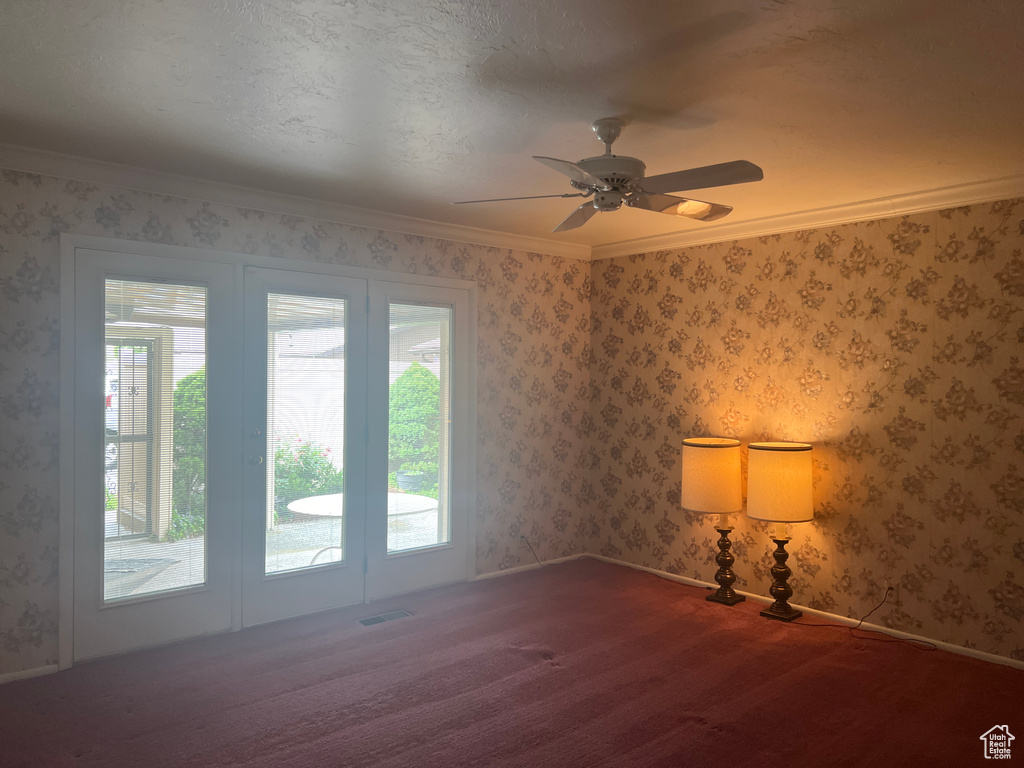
[1,558,1021,767]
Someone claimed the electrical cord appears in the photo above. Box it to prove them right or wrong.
[520,536,603,568]
[796,587,937,651]
[521,535,546,567]
[850,588,890,631]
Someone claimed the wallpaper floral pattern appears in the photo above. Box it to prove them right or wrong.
[1,163,1021,675]
[0,168,596,674]
[589,200,1024,660]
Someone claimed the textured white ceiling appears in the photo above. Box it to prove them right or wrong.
[2,0,1023,250]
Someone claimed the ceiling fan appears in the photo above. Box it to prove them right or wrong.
[455,118,763,232]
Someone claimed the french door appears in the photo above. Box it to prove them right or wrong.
[240,267,368,626]
[65,241,473,663]
[71,251,237,661]
[364,282,473,601]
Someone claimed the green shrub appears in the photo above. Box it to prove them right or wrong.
[274,438,344,520]
[166,509,206,541]
[388,362,440,497]
[167,366,206,542]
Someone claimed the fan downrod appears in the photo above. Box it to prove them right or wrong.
[591,117,624,155]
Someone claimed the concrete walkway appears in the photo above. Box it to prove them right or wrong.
[103,508,442,600]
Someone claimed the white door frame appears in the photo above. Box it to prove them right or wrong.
[59,233,477,669]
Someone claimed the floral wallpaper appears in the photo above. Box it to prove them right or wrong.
[1,162,1021,675]
[0,168,596,675]
[589,199,1024,661]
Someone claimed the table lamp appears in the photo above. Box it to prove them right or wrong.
[746,441,813,621]
[681,437,744,605]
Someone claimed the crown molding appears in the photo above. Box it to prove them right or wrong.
[590,174,1024,260]
[5,144,1022,264]
[0,144,592,262]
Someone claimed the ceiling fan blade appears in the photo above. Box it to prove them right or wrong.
[630,193,732,222]
[640,160,763,194]
[533,156,611,190]
[453,192,588,205]
[552,201,598,232]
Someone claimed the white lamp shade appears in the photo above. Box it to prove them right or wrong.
[680,437,742,514]
[746,442,814,523]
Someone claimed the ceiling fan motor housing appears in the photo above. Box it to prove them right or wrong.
[573,155,646,192]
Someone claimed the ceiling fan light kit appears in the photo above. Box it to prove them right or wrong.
[455,118,763,232]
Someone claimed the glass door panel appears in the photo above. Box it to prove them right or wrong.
[387,303,452,553]
[265,293,348,573]
[102,280,209,601]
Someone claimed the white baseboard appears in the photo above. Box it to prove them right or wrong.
[474,553,583,581]
[0,664,59,686]
[480,552,1024,671]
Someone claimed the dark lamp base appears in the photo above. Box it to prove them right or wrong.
[707,528,745,607]
[760,604,802,621]
[760,537,802,622]
[707,591,746,606]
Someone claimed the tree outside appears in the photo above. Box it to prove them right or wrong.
[388,361,441,497]
[168,365,206,541]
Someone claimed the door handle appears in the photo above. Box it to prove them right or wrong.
[248,455,264,465]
